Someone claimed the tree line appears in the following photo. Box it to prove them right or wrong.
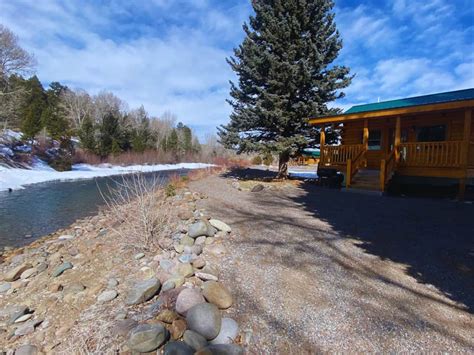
[0,24,200,163]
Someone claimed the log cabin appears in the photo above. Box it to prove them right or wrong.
[309,88,474,199]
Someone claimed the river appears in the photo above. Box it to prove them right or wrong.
[0,169,188,249]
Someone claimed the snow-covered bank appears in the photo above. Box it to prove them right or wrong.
[0,162,213,191]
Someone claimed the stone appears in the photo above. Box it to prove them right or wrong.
[36,262,48,273]
[208,219,231,233]
[180,236,195,247]
[14,313,33,323]
[194,236,207,245]
[14,344,38,355]
[127,323,168,353]
[162,280,176,292]
[204,237,215,245]
[175,244,185,253]
[125,278,161,305]
[186,303,221,340]
[191,245,203,256]
[183,246,193,255]
[8,305,29,324]
[14,319,41,336]
[196,344,244,355]
[192,257,206,269]
[97,290,118,303]
[188,221,215,239]
[175,288,206,315]
[20,268,37,280]
[113,319,138,337]
[251,184,265,192]
[156,309,179,324]
[134,252,145,260]
[107,278,119,288]
[183,330,208,351]
[0,282,11,293]
[210,318,239,344]
[178,254,194,264]
[178,209,194,220]
[202,265,219,277]
[167,276,185,288]
[202,281,233,309]
[164,341,195,355]
[195,272,218,282]
[5,263,33,282]
[58,234,74,241]
[170,319,187,340]
[63,282,85,295]
[176,263,194,278]
[52,262,73,277]
[160,259,175,272]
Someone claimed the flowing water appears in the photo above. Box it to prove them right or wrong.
[0,169,188,249]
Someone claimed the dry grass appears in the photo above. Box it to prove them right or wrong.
[99,173,173,251]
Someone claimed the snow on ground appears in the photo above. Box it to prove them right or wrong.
[0,161,213,191]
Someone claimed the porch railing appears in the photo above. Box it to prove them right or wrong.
[380,149,396,191]
[320,144,365,166]
[398,141,464,168]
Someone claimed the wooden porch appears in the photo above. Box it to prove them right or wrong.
[311,89,474,198]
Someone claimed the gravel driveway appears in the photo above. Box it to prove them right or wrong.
[190,169,474,353]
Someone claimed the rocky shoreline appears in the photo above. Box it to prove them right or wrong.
[0,184,247,354]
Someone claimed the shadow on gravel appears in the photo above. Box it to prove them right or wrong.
[223,168,474,315]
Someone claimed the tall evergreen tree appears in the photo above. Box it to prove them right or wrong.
[98,112,121,157]
[21,76,47,139]
[41,82,70,143]
[167,128,179,157]
[78,115,96,152]
[218,0,352,177]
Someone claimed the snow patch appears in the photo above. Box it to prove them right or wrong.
[288,170,318,179]
[0,162,213,191]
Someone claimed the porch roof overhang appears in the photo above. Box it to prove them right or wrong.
[309,88,474,125]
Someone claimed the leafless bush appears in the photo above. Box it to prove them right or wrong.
[99,173,172,251]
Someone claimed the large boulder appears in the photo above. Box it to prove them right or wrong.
[202,281,233,309]
[176,288,205,315]
[125,278,161,305]
[186,303,221,340]
[163,341,195,355]
[127,323,168,353]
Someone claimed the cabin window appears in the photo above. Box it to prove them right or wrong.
[416,125,446,142]
[367,129,381,150]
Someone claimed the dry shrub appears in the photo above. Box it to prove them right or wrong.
[99,173,172,251]
[211,156,251,168]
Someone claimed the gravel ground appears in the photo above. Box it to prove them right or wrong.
[190,169,474,353]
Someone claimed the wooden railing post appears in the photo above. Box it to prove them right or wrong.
[380,159,386,191]
[320,125,326,165]
[394,116,401,164]
[346,159,352,188]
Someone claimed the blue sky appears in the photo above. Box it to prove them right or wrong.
[1,0,473,137]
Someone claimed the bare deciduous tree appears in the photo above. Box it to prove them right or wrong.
[61,88,93,130]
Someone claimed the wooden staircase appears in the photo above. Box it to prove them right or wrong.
[350,169,381,191]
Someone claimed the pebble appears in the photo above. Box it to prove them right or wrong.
[107,278,119,288]
[19,268,36,280]
[175,244,185,253]
[210,318,239,344]
[188,221,215,239]
[209,219,232,233]
[36,262,48,273]
[183,330,208,351]
[97,290,118,303]
[202,281,233,309]
[194,236,207,245]
[192,257,206,269]
[160,259,175,272]
[170,319,187,340]
[14,313,33,323]
[177,263,194,278]
[8,305,29,324]
[125,278,161,305]
[204,237,215,245]
[164,341,195,355]
[178,254,194,263]
[0,282,11,293]
[175,288,206,315]
[196,344,244,355]
[251,184,265,192]
[52,262,73,277]
[134,252,145,260]
[14,344,38,355]
[156,309,179,324]
[181,236,195,247]
[63,282,85,295]
[58,234,74,241]
[162,280,176,292]
[195,272,218,282]
[192,245,203,256]
[127,323,169,353]
[5,263,33,282]
[186,303,222,340]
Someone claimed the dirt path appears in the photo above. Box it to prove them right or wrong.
[190,170,474,353]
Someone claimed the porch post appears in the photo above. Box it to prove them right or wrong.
[395,116,401,163]
[459,109,472,200]
[320,125,326,165]
[363,119,369,167]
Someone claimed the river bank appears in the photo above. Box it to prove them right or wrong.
[0,169,247,354]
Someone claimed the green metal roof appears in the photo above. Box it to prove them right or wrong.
[345,88,474,114]
[301,149,320,158]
